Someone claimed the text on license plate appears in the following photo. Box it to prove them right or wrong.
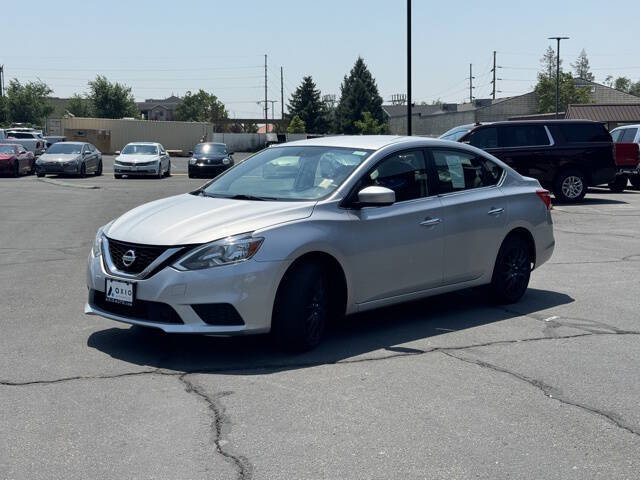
[105,279,135,306]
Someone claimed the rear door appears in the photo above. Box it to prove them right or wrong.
[429,148,507,285]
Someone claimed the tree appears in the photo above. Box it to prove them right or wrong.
[614,77,632,92]
[243,123,259,133]
[571,49,594,81]
[629,82,640,97]
[287,115,305,133]
[354,111,386,134]
[67,94,92,117]
[5,79,54,124]
[541,46,560,78]
[335,57,385,134]
[175,89,228,131]
[0,95,8,125]
[87,76,138,119]
[535,72,591,113]
[287,76,329,133]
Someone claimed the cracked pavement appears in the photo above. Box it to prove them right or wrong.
[1,162,639,479]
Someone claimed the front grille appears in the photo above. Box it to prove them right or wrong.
[91,290,183,324]
[191,303,245,326]
[107,238,168,274]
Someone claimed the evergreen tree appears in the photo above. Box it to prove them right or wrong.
[541,46,559,78]
[287,115,306,133]
[335,57,385,134]
[354,111,386,134]
[571,49,594,81]
[287,76,329,134]
[535,47,590,113]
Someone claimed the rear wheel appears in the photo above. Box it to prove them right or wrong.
[114,174,123,179]
[272,262,330,352]
[36,171,45,178]
[609,174,628,193]
[489,235,532,304]
[554,169,586,203]
[630,175,640,189]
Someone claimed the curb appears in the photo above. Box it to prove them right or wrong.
[37,178,100,190]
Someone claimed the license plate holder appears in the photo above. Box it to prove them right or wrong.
[105,279,135,306]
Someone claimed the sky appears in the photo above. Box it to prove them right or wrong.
[3,0,640,118]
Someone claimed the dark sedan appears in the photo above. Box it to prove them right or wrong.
[188,142,234,178]
[0,143,35,177]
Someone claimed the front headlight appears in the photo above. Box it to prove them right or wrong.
[173,234,264,271]
[189,158,197,165]
[92,221,113,257]
[222,157,231,165]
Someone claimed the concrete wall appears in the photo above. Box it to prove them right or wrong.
[54,117,270,153]
[389,110,476,136]
[476,92,538,122]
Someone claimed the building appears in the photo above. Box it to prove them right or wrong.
[565,103,640,130]
[386,79,640,136]
[136,95,182,121]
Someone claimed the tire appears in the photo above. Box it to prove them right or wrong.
[272,262,330,352]
[12,162,20,178]
[114,174,123,179]
[157,164,163,179]
[629,175,640,189]
[30,162,36,175]
[36,171,45,178]
[79,162,87,178]
[553,169,587,203]
[94,161,103,176]
[489,235,532,304]
[608,174,628,193]
[165,161,171,177]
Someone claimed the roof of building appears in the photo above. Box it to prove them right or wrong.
[566,103,640,122]
[137,95,182,111]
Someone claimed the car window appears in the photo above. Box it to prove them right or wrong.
[432,150,501,194]
[610,129,624,142]
[8,132,30,139]
[553,123,611,143]
[364,150,429,202]
[620,128,638,143]
[469,127,498,148]
[499,125,550,147]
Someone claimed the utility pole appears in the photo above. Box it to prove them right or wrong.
[0,64,4,98]
[264,54,268,126]
[468,64,475,103]
[548,36,569,119]
[491,51,496,100]
[406,0,412,135]
[280,66,284,119]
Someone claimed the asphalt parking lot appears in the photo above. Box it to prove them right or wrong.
[1,159,639,480]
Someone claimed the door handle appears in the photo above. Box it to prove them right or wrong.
[420,217,442,227]
[488,207,504,215]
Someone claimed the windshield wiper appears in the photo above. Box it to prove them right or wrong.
[227,194,277,201]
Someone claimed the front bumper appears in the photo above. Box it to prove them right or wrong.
[85,251,286,334]
[36,162,79,174]
[114,163,160,176]
[0,160,14,174]
[188,163,231,177]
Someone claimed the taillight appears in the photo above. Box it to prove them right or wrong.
[36,141,42,149]
[536,189,552,210]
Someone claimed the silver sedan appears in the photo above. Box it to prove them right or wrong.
[36,141,102,177]
[86,136,555,351]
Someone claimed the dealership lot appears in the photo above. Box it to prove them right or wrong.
[1,162,640,479]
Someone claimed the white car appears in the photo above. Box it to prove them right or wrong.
[86,136,555,351]
[113,142,171,179]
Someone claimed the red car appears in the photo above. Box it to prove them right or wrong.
[0,143,35,177]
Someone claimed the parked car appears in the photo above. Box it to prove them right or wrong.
[44,136,67,149]
[0,143,35,177]
[188,142,234,178]
[0,128,46,156]
[610,125,640,190]
[85,135,554,351]
[35,142,102,177]
[458,120,616,202]
[113,142,171,179]
[439,123,483,141]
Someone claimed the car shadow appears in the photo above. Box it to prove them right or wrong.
[87,288,574,375]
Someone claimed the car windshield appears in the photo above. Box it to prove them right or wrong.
[0,145,17,153]
[46,143,83,154]
[203,146,373,201]
[122,144,158,155]
[440,126,472,141]
[195,143,226,155]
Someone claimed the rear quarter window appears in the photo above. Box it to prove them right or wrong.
[552,123,611,143]
[469,127,498,148]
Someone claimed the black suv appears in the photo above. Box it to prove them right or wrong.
[458,120,616,202]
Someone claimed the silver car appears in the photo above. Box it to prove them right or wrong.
[86,136,555,351]
[36,141,102,177]
[113,142,171,179]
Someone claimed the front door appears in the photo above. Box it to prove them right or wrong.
[429,148,507,285]
[345,149,444,304]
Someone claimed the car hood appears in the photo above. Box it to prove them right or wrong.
[194,153,227,160]
[38,153,80,162]
[106,193,315,245]
[117,154,160,163]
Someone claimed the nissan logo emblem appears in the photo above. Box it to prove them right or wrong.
[122,250,136,267]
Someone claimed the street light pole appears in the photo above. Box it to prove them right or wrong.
[407,0,412,136]
[548,36,569,119]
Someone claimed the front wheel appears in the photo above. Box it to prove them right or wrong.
[165,161,171,177]
[36,171,45,178]
[114,174,123,179]
[489,235,532,304]
[79,162,87,178]
[12,162,20,178]
[629,175,640,189]
[94,161,103,176]
[272,263,330,352]
[554,169,587,203]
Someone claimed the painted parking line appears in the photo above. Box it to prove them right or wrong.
[103,172,189,176]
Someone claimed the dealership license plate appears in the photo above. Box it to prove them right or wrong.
[105,279,135,306]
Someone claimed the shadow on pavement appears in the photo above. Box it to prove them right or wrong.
[87,288,574,374]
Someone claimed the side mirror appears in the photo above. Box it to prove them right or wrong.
[357,186,395,207]
[115,150,121,155]
[228,151,234,155]
[188,151,193,156]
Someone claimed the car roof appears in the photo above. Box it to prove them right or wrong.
[126,142,159,145]
[473,120,604,127]
[281,135,411,150]
[611,124,640,130]
[0,143,20,148]
[55,141,87,145]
